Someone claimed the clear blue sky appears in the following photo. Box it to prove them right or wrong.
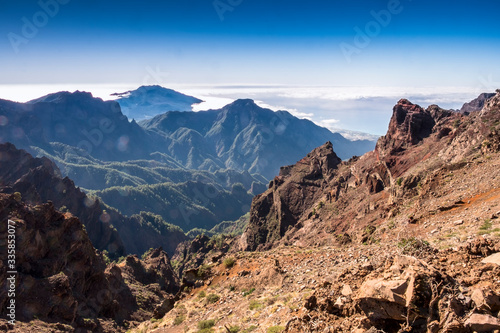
[1,0,500,87]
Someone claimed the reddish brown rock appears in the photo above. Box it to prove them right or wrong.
[241,141,341,251]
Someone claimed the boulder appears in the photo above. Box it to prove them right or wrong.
[356,278,408,320]
[471,288,500,312]
[357,256,436,322]
[153,295,175,319]
[481,252,500,265]
[465,313,500,332]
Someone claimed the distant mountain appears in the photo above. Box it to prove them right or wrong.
[0,90,375,233]
[0,92,265,234]
[0,91,167,162]
[112,85,203,120]
[460,92,496,114]
[140,99,376,179]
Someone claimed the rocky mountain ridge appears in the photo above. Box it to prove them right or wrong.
[241,92,500,251]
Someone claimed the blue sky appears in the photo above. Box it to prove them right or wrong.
[1,0,500,134]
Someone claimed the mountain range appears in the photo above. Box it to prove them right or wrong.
[139,98,375,179]
[0,88,376,235]
[1,90,500,333]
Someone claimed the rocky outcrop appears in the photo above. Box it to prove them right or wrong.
[0,193,180,331]
[377,99,436,156]
[460,92,496,114]
[120,248,179,295]
[172,233,235,279]
[241,142,341,251]
[356,255,447,326]
[0,194,120,330]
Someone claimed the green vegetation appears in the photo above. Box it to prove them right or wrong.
[388,220,396,229]
[228,326,240,333]
[478,219,499,235]
[197,264,210,278]
[173,314,185,325]
[141,247,154,260]
[396,177,403,186]
[242,326,258,333]
[209,212,250,236]
[267,326,285,333]
[102,250,111,265]
[208,234,227,249]
[249,300,263,310]
[397,237,431,256]
[242,288,255,296]
[197,290,206,299]
[479,218,492,230]
[13,192,22,202]
[206,293,220,304]
[91,180,254,232]
[223,257,236,268]
[198,319,216,330]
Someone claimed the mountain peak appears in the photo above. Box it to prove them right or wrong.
[225,99,259,109]
[113,85,203,120]
[460,92,496,114]
[27,90,96,104]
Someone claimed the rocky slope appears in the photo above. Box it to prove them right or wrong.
[0,193,180,332]
[132,92,500,333]
[242,92,500,251]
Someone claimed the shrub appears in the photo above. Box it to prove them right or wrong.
[197,264,210,278]
[242,288,255,296]
[102,250,111,265]
[173,314,185,325]
[397,237,431,257]
[242,326,258,333]
[479,219,492,230]
[267,326,285,333]
[141,248,153,260]
[13,192,22,202]
[223,257,236,269]
[249,300,263,310]
[197,290,206,299]
[206,293,220,304]
[228,326,240,333]
[198,319,216,329]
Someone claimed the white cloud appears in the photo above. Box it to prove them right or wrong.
[315,118,341,131]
